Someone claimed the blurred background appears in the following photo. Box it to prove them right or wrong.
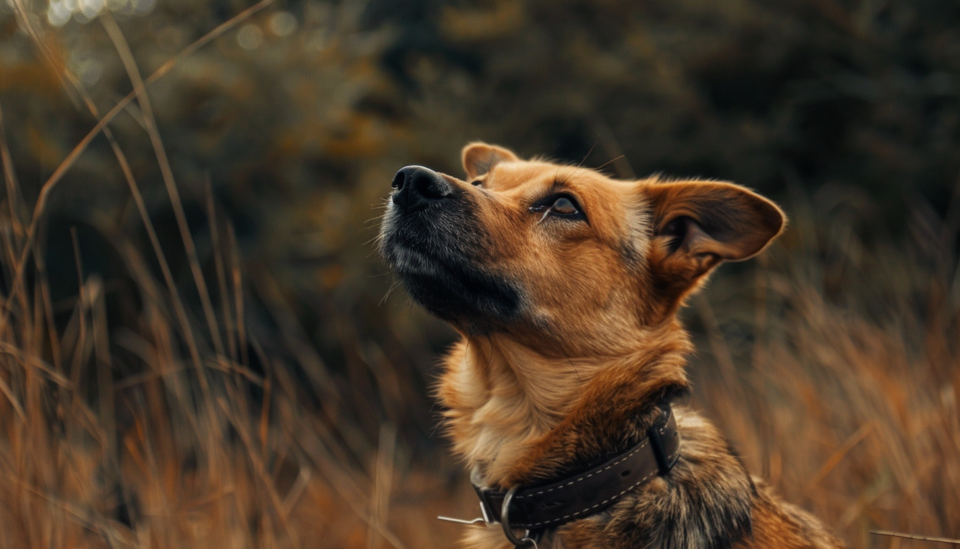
[0,0,959,547]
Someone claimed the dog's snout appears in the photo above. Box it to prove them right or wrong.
[391,166,452,211]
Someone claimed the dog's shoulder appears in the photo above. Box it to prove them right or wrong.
[745,482,846,549]
[557,408,843,549]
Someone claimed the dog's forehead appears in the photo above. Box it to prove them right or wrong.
[487,161,634,199]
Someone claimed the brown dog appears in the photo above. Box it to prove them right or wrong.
[379,143,844,549]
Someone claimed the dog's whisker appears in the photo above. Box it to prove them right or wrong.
[595,155,625,174]
[566,357,582,385]
[379,279,402,306]
[363,234,385,248]
[576,141,598,169]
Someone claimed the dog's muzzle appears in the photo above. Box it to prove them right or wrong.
[380,165,522,331]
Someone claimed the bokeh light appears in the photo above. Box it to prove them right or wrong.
[269,11,297,37]
[236,23,263,50]
[46,0,155,26]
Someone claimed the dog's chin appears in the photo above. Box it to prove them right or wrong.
[384,243,521,333]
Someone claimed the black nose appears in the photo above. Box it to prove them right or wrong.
[391,166,452,212]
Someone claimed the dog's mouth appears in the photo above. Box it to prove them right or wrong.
[378,166,522,331]
[385,243,521,329]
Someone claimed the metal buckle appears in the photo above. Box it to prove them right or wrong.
[439,491,539,549]
[648,404,680,476]
[500,486,538,548]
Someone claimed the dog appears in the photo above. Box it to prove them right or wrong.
[379,143,845,549]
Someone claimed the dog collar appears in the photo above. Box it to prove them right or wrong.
[468,403,681,547]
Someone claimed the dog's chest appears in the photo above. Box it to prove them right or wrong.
[462,397,543,484]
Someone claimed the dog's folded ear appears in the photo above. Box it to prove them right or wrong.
[644,180,785,299]
[462,143,519,180]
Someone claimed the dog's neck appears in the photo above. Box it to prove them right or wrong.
[438,321,692,487]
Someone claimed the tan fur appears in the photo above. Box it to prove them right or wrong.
[380,143,845,548]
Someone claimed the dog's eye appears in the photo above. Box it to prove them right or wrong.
[551,197,578,215]
[530,194,585,222]
[470,179,483,186]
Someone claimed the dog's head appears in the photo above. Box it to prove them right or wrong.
[379,143,783,356]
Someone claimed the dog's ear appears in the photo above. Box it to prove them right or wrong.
[462,143,519,180]
[644,180,785,300]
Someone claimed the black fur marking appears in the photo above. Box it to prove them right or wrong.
[620,239,642,267]
[380,187,522,331]
[401,261,521,329]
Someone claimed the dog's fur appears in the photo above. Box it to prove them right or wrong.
[380,143,845,548]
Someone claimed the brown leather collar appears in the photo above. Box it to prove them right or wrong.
[471,403,681,545]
